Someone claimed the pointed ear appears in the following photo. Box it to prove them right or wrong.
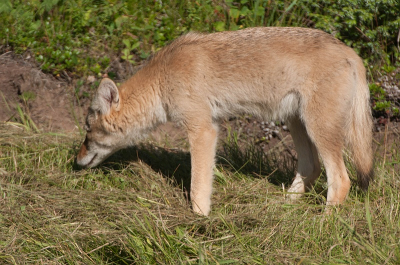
[91,78,119,115]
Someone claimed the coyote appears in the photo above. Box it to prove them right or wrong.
[76,27,373,216]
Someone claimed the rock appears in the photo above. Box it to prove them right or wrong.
[87,75,96,83]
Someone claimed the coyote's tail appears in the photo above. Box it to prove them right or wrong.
[346,61,374,190]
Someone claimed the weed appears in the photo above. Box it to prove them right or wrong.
[121,39,140,64]
[14,91,40,133]
[370,83,400,119]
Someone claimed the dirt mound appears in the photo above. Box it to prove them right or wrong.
[0,53,84,132]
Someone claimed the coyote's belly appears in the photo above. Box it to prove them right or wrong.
[208,92,300,121]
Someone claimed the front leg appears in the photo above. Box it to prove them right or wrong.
[187,121,218,216]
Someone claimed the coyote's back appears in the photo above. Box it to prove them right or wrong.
[76,27,373,215]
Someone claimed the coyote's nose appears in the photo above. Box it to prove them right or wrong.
[76,137,89,165]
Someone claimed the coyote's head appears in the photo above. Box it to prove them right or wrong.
[76,78,127,168]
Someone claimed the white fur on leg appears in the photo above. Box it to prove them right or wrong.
[192,195,211,216]
[287,173,306,201]
[187,123,218,216]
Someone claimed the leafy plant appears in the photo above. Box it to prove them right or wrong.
[121,39,140,64]
[370,83,400,118]
[299,0,400,65]
[370,83,386,102]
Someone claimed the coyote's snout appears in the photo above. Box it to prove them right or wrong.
[76,27,373,216]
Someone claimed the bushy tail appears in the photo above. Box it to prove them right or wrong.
[346,62,374,190]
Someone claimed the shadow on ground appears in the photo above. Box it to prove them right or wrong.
[218,139,297,186]
[77,139,298,198]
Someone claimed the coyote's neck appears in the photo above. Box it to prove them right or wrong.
[117,66,167,135]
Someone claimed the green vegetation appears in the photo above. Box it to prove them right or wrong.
[370,83,400,117]
[0,0,399,76]
[0,0,221,75]
[0,123,399,263]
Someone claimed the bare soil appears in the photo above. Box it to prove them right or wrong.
[0,52,85,132]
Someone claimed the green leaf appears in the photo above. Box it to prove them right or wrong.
[115,15,128,29]
[240,6,250,16]
[41,0,59,12]
[214,21,225,32]
[229,8,240,19]
[130,42,140,50]
[0,0,12,13]
[30,20,41,31]
[254,6,264,16]
[83,9,92,25]
[122,39,131,49]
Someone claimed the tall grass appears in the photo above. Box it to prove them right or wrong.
[0,122,399,264]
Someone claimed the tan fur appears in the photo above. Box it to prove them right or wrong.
[76,27,374,216]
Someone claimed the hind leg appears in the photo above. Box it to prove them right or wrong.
[287,116,321,200]
[321,152,351,205]
[301,110,351,205]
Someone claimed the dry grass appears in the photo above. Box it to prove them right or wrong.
[0,122,399,264]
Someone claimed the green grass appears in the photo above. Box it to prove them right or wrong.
[0,122,399,264]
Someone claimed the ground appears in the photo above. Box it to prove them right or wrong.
[0,53,80,131]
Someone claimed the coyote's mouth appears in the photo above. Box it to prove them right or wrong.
[86,153,98,168]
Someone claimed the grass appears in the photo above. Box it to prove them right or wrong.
[0,122,399,264]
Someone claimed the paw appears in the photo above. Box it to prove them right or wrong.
[286,181,305,202]
[192,199,211,216]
